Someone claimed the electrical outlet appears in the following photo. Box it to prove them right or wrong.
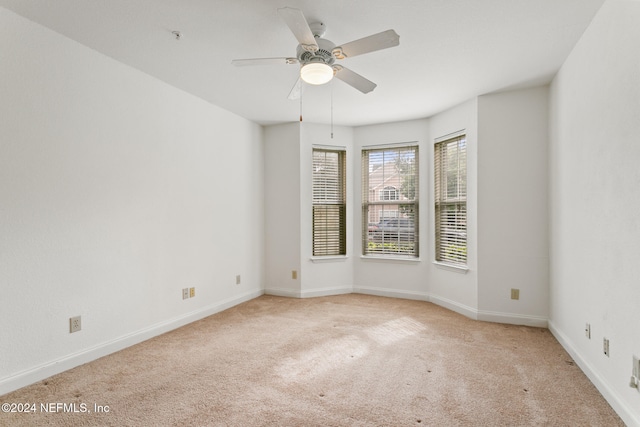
[236,275,241,285]
[603,338,609,357]
[585,323,591,339]
[292,270,297,280]
[631,355,640,390]
[69,316,81,333]
[510,288,520,300]
[182,288,189,300]
[189,287,195,298]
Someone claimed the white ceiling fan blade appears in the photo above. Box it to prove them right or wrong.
[277,7,318,52]
[287,77,302,100]
[332,29,400,59]
[333,66,377,94]
[231,57,298,66]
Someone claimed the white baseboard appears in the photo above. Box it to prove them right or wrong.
[267,286,358,299]
[428,294,478,320]
[477,310,548,328]
[264,287,301,298]
[549,321,639,427]
[427,295,548,328]
[300,286,352,298]
[0,289,263,397]
[353,286,428,301]
[269,285,430,303]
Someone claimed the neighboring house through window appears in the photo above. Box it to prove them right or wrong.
[434,134,467,266]
[362,145,418,257]
[312,148,346,256]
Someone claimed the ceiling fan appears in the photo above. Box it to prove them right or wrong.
[232,7,400,99]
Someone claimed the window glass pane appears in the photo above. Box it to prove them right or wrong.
[313,205,346,256]
[366,205,416,255]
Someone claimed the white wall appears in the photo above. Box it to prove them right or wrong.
[263,123,301,296]
[477,87,549,326]
[0,8,264,394]
[548,0,640,424]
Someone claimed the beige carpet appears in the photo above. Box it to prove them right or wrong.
[0,294,623,426]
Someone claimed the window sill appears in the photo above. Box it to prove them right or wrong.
[433,261,468,274]
[310,256,349,263]
[360,255,421,264]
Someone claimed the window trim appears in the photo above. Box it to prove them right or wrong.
[433,260,469,273]
[310,255,349,263]
[361,254,421,263]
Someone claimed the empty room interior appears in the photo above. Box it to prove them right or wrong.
[1,0,639,425]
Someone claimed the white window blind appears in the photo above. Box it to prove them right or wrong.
[434,135,467,265]
[312,149,346,256]
[362,146,418,257]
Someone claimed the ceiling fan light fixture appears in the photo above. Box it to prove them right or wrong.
[300,63,333,85]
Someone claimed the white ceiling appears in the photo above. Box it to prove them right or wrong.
[0,0,605,126]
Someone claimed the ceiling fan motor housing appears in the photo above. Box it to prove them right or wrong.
[297,37,336,66]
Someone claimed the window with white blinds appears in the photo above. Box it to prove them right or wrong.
[312,149,346,256]
[434,135,467,266]
[362,145,418,257]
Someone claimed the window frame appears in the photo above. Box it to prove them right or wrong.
[434,134,467,267]
[312,148,347,257]
[362,144,419,258]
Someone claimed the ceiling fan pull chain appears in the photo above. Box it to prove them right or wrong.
[330,81,334,139]
[299,85,303,122]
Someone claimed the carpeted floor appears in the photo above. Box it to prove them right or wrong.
[0,294,624,426]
